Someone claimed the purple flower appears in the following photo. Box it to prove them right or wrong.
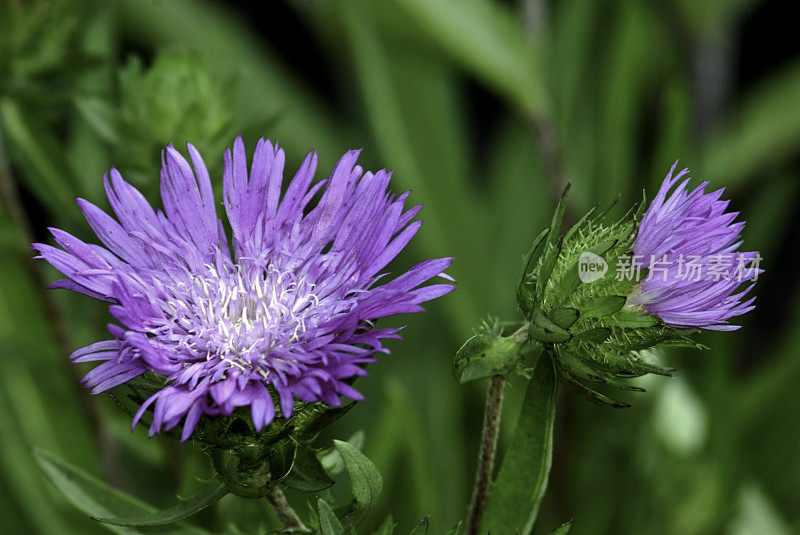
[630,162,761,331]
[34,137,454,441]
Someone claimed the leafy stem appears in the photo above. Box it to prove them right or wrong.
[465,374,506,535]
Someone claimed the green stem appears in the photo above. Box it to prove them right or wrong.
[266,486,307,531]
[465,374,506,535]
[479,357,558,534]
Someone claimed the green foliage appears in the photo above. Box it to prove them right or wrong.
[92,479,228,528]
[479,357,558,534]
[1,0,797,534]
[453,319,529,383]
[112,51,236,186]
[333,439,384,526]
[34,448,211,534]
[318,499,345,535]
[512,185,695,406]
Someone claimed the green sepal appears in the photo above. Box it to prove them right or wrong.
[209,439,295,498]
[558,368,632,409]
[603,310,660,329]
[535,236,564,307]
[548,308,579,329]
[558,350,645,393]
[563,203,599,243]
[556,350,608,384]
[580,295,626,318]
[633,189,648,222]
[545,183,571,257]
[551,239,619,302]
[576,327,612,344]
[529,309,571,344]
[595,351,676,378]
[516,228,550,318]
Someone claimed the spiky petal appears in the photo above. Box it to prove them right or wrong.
[630,162,760,331]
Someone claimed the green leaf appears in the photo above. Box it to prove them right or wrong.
[73,95,119,145]
[702,60,800,189]
[392,0,549,118]
[408,517,429,535]
[372,514,396,535]
[283,444,335,492]
[549,521,572,534]
[337,0,481,336]
[333,439,383,522]
[34,448,211,535]
[92,478,227,527]
[318,499,344,535]
[479,357,558,535]
[320,431,365,475]
[0,97,80,219]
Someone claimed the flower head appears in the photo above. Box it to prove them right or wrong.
[505,164,761,407]
[630,162,761,330]
[34,137,454,441]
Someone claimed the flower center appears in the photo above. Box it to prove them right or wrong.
[154,263,320,374]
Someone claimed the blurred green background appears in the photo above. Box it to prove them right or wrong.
[1,0,798,533]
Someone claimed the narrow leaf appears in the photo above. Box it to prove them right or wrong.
[34,449,210,535]
[318,499,344,535]
[333,439,383,518]
[92,478,227,527]
[73,96,119,145]
[372,514,396,535]
[392,0,549,118]
[479,357,558,534]
[408,517,429,535]
[549,521,572,534]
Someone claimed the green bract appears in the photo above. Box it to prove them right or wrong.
[517,185,701,406]
[456,186,703,407]
[113,373,347,498]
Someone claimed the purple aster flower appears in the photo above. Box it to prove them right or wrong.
[34,137,454,441]
[630,162,761,331]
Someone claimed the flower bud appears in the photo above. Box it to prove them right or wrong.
[516,185,690,406]
[115,51,235,187]
[453,320,530,384]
